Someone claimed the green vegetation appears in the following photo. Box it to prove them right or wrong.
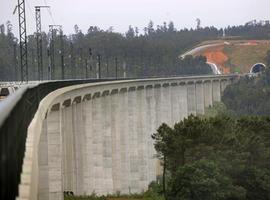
[0,21,217,81]
[204,102,232,117]
[223,43,270,73]
[151,59,270,199]
[64,190,164,200]
[222,60,270,115]
[152,114,270,200]
[225,22,270,39]
[2,20,270,81]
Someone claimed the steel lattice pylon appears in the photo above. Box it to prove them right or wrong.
[49,25,55,80]
[35,7,42,80]
[49,25,62,80]
[35,6,49,80]
[60,29,64,79]
[70,42,76,79]
[17,0,28,82]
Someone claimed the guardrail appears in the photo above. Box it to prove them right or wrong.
[0,79,115,200]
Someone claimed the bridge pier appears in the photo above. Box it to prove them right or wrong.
[92,92,104,194]
[119,89,130,194]
[127,88,140,193]
[47,106,63,200]
[61,101,74,194]
[170,84,180,127]
[146,86,157,187]
[204,81,213,108]
[179,83,188,121]
[136,87,148,191]
[161,84,172,126]
[187,82,196,115]
[101,91,114,194]
[38,120,49,200]
[83,95,95,194]
[73,98,85,195]
[111,90,121,193]
[196,81,205,115]
[154,85,162,129]
[212,80,221,102]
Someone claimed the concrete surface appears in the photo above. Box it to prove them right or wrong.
[17,75,237,200]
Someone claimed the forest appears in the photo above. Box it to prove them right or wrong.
[225,20,270,39]
[2,20,270,81]
[152,114,270,200]
[0,21,217,81]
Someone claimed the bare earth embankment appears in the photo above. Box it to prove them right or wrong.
[187,40,270,74]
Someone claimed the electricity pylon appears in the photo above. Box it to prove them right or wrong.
[16,0,28,82]
[48,25,62,80]
[35,6,49,80]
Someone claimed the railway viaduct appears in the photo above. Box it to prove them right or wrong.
[0,75,238,200]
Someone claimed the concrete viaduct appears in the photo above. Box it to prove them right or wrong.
[9,75,237,200]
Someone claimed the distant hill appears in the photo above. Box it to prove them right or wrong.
[188,40,270,74]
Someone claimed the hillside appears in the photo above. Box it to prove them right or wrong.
[188,40,270,74]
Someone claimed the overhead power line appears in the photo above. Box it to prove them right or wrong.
[35,6,50,80]
[48,25,62,80]
[42,0,56,25]
[47,8,56,25]
[17,0,28,82]
[25,0,36,21]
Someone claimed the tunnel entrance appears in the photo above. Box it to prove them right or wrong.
[250,63,266,74]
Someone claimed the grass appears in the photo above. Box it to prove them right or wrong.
[223,43,270,73]
[65,196,162,200]
[65,198,155,200]
[64,193,164,200]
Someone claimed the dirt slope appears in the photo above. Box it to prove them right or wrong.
[190,40,270,74]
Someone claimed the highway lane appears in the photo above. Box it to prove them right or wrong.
[180,42,226,75]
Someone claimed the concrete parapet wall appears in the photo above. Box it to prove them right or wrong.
[17,75,237,200]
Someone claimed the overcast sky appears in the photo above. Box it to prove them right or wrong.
[1,0,270,37]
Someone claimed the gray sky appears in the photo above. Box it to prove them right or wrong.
[1,0,270,37]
